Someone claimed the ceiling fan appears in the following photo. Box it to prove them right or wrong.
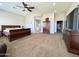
[15,2,35,12]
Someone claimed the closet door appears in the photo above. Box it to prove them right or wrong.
[43,21,50,33]
[43,18,50,33]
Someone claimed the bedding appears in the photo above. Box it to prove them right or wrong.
[1,25,31,42]
[3,28,22,33]
[3,28,22,36]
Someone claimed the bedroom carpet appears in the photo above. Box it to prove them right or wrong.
[0,33,78,57]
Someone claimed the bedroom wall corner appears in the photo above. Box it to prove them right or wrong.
[0,10,25,30]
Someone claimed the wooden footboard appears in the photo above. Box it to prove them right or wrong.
[8,28,31,41]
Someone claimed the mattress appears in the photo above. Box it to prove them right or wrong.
[3,28,22,36]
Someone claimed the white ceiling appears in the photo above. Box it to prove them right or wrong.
[0,2,73,16]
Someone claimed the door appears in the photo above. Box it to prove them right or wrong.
[57,21,63,32]
[34,20,41,33]
[43,18,50,33]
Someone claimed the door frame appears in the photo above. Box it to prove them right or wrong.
[56,20,63,32]
[34,19,41,33]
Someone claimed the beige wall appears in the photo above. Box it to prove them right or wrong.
[25,13,55,33]
[0,10,25,30]
[25,14,42,33]
[0,2,77,33]
[25,12,67,33]
[55,12,66,21]
[55,12,66,32]
[0,10,66,33]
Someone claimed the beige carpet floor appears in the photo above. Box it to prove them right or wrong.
[0,33,79,57]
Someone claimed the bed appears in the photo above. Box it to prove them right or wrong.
[1,25,31,42]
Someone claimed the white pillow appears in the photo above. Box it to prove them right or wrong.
[5,28,15,30]
[14,28,22,29]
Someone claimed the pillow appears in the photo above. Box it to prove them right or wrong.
[5,28,15,30]
[14,28,22,29]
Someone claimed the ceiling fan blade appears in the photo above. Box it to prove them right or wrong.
[28,7,35,9]
[27,8,32,12]
[21,2,34,12]
[22,2,27,7]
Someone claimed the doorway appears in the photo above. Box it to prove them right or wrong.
[34,20,41,33]
[43,18,50,34]
[57,21,63,32]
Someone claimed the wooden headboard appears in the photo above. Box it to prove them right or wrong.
[1,25,20,32]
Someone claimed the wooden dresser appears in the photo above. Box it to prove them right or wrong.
[63,6,79,55]
[63,30,79,55]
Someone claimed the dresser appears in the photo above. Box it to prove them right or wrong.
[63,6,79,55]
[63,30,79,55]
